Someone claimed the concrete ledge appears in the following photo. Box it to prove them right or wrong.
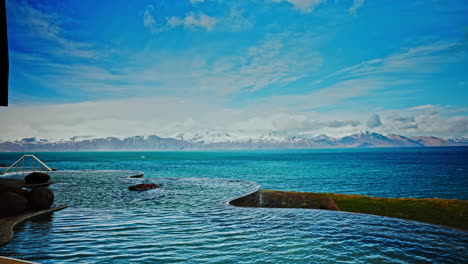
[231,189,468,230]
[0,204,67,246]
[0,256,38,264]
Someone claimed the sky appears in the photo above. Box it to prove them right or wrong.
[1,0,468,140]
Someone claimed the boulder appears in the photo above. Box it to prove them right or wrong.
[128,183,160,191]
[320,197,340,211]
[28,187,54,210]
[0,192,28,216]
[25,172,51,184]
[0,184,29,197]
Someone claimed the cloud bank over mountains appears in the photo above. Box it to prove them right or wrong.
[3,0,467,141]
[1,100,466,141]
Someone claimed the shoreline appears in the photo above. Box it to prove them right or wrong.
[0,205,68,246]
[230,190,468,230]
[0,170,145,251]
[0,176,68,247]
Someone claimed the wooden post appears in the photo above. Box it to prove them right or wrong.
[0,0,8,107]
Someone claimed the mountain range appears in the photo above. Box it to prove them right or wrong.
[0,131,467,151]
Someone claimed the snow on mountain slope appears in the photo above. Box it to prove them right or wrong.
[442,137,468,144]
[172,130,292,144]
[1,130,466,151]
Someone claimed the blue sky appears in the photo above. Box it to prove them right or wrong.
[1,0,468,140]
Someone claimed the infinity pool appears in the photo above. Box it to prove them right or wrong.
[0,170,466,263]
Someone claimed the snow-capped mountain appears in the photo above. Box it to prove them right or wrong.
[173,130,290,144]
[0,131,467,151]
[386,134,423,147]
[337,131,393,147]
[442,136,468,144]
[313,134,337,143]
[409,136,451,146]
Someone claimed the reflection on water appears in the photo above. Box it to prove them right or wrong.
[0,170,466,263]
[30,213,54,223]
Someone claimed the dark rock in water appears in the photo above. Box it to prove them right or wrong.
[128,183,160,191]
[0,184,30,197]
[0,192,28,216]
[320,197,340,211]
[25,172,51,184]
[28,187,54,210]
[129,174,144,178]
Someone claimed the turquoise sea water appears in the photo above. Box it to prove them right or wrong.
[0,147,467,263]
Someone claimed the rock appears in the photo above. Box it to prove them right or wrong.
[320,197,340,211]
[28,187,54,210]
[0,192,28,216]
[25,172,51,184]
[0,184,30,197]
[128,183,160,191]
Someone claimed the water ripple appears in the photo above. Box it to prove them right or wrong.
[0,170,467,263]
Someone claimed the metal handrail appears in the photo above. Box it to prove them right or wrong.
[5,155,52,173]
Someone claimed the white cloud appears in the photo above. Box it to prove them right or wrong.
[378,107,468,137]
[252,40,460,114]
[8,1,124,101]
[305,41,463,109]
[0,98,360,140]
[407,105,438,111]
[222,8,254,32]
[2,97,466,141]
[120,32,322,95]
[10,32,318,100]
[10,51,127,98]
[349,0,365,15]
[0,97,222,140]
[321,41,459,82]
[270,114,360,132]
[142,6,218,33]
[367,114,383,129]
[272,0,324,13]
[242,34,322,91]
[272,0,368,15]
[200,32,322,93]
[143,4,158,32]
[167,12,219,31]
[9,0,98,59]
[263,77,387,111]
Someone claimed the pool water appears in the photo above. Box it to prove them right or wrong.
[0,170,465,263]
[0,148,467,263]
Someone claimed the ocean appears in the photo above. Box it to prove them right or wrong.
[0,147,467,263]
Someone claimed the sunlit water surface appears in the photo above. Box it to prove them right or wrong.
[0,148,467,263]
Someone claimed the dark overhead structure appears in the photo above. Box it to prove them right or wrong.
[1,0,8,106]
